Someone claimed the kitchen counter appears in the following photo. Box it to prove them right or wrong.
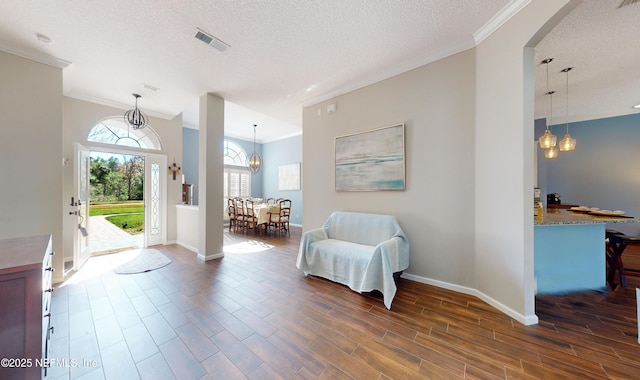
[535,208,639,225]
[534,209,640,295]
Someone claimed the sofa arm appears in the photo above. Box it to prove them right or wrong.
[296,227,328,273]
[376,236,410,274]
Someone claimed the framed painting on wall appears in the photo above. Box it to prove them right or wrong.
[335,123,405,191]
[278,162,301,191]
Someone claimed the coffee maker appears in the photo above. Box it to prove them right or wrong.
[547,193,561,204]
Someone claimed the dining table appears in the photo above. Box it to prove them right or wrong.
[252,203,281,225]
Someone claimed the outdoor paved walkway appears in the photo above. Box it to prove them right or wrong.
[88,215,143,254]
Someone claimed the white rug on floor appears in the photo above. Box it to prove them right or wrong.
[114,248,171,274]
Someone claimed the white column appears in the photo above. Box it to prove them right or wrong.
[197,93,224,260]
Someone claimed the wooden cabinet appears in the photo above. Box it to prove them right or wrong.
[0,235,54,380]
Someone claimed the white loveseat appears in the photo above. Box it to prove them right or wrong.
[296,211,410,309]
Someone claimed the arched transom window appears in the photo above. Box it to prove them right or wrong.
[224,140,248,167]
[88,117,162,150]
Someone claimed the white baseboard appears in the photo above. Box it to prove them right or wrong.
[401,272,538,326]
[175,240,198,254]
[197,252,224,261]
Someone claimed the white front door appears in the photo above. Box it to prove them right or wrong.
[145,153,167,246]
[74,143,91,270]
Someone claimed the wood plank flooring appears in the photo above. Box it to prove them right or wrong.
[46,228,640,379]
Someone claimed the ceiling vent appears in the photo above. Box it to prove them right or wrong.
[194,28,230,52]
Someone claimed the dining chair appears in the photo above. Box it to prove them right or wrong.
[268,199,291,237]
[227,198,238,232]
[244,199,260,234]
[266,198,275,204]
[234,197,246,233]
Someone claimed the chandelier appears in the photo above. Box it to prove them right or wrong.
[124,93,148,130]
[248,124,262,174]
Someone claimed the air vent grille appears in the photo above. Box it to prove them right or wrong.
[194,28,229,52]
[195,31,213,45]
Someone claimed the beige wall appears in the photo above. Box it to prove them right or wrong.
[0,51,64,278]
[0,51,183,283]
[303,49,477,287]
[303,0,575,323]
[475,0,575,323]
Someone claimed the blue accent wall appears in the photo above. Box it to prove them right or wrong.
[263,135,303,225]
[181,127,302,225]
[539,113,640,235]
[182,127,199,204]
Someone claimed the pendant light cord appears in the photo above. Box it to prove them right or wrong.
[543,58,554,131]
[563,67,572,134]
[253,124,257,152]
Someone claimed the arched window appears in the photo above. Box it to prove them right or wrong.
[224,140,248,167]
[223,140,251,208]
[88,117,162,150]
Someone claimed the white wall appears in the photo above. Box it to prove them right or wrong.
[303,49,477,288]
[0,51,64,280]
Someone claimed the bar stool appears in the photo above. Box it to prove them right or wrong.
[606,232,640,289]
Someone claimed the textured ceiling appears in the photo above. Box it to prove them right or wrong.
[534,0,640,126]
[0,0,512,142]
[0,1,636,142]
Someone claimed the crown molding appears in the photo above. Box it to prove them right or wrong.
[304,1,529,109]
[0,42,71,69]
[303,38,476,108]
[66,91,175,120]
[473,0,532,45]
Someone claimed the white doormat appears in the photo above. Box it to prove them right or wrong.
[114,248,171,274]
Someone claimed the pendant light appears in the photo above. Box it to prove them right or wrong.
[538,58,557,149]
[124,93,148,130]
[545,147,558,158]
[248,124,262,174]
[559,67,576,151]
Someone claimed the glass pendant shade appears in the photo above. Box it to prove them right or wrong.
[559,133,576,151]
[545,147,558,158]
[559,67,576,152]
[539,129,557,149]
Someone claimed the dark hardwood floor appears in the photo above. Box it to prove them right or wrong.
[47,228,640,379]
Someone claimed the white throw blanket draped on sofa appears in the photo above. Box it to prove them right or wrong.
[296,211,410,309]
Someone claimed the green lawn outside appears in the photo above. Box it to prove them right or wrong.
[90,202,144,234]
[105,213,144,235]
[90,203,144,216]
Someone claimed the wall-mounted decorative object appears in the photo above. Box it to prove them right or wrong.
[278,163,301,191]
[335,123,405,191]
[168,160,181,180]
